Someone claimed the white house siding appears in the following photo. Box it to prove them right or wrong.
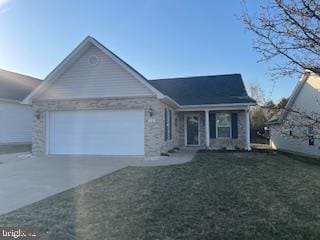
[38,45,154,100]
[270,125,320,157]
[0,101,33,144]
[291,73,320,113]
[270,73,320,157]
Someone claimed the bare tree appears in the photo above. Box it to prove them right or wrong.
[242,0,320,77]
[248,79,320,144]
[242,1,320,145]
[249,82,269,105]
[249,83,278,142]
[277,97,290,108]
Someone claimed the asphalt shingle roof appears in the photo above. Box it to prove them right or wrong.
[0,69,41,102]
[149,74,255,106]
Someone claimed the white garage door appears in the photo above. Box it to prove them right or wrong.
[48,110,144,155]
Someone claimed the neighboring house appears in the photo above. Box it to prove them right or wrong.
[0,69,41,145]
[23,36,256,157]
[268,69,320,157]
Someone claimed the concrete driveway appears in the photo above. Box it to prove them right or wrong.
[0,151,194,215]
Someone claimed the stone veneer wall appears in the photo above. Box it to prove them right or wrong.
[159,103,180,153]
[176,111,206,147]
[32,96,247,156]
[209,111,247,149]
[32,96,171,157]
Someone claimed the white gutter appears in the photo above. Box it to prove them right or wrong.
[177,102,256,111]
[159,96,180,108]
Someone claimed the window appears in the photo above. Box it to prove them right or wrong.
[209,113,216,138]
[164,108,173,141]
[164,109,168,141]
[308,125,314,146]
[169,110,172,140]
[216,113,231,138]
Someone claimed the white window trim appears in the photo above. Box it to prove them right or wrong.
[216,113,232,139]
[184,114,200,146]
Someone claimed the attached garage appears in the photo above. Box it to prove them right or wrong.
[47,110,144,155]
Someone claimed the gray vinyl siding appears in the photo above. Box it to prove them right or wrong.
[0,101,33,144]
[38,45,154,100]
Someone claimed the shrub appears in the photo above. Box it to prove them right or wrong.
[160,152,170,157]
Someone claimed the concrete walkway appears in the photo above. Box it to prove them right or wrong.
[0,150,196,215]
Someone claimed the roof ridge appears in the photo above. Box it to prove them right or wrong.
[149,74,241,81]
[0,68,42,82]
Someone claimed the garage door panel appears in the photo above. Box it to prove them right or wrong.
[48,110,144,155]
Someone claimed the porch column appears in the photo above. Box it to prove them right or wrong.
[245,107,251,151]
[205,110,210,148]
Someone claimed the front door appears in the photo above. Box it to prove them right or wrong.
[185,115,200,146]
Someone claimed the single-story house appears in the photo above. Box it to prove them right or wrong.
[0,69,41,145]
[268,69,320,157]
[23,36,256,157]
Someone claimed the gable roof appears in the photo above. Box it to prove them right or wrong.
[267,70,312,125]
[0,69,41,102]
[23,36,255,108]
[149,74,256,106]
[23,36,172,104]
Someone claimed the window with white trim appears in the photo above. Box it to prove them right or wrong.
[169,110,172,140]
[216,113,231,138]
[164,108,173,141]
[308,125,314,146]
[164,109,168,141]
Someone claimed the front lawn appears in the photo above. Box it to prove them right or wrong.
[1,151,320,239]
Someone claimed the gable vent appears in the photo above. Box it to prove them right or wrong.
[88,55,99,66]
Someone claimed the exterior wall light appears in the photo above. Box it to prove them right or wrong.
[36,110,41,120]
[148,107,154,117]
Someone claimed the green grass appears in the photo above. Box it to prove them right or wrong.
[1,151,320,239]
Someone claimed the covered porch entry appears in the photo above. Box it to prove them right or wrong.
[176,106,251,150]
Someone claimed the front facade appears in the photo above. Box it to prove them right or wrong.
[24,36,255,157]
[0,69,41,145]
[269,70,320,157]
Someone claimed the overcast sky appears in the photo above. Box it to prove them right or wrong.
[0,0,298,102]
